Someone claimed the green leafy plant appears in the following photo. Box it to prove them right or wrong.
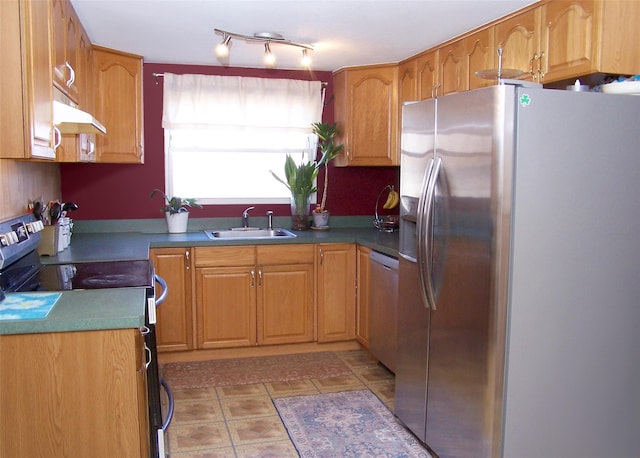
[312,121,343,212]
[270,155,319,229]
[149,189,202,215]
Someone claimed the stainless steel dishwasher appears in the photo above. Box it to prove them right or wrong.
[369,251,399,373]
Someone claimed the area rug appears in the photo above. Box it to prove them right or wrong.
[160,352,352,389]
[274,390,431,458]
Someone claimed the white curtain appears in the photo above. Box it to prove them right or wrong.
[162,73,323,152]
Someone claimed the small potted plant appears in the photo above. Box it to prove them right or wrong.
[311,121,343,228]
[149,189,201,233]
[271,155,318,231]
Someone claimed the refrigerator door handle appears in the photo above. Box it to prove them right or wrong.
[422,156,442,310]
[416,157,435,310]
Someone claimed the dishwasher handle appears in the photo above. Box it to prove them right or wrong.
[369,251,399,271]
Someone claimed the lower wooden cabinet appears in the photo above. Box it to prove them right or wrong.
[194,245,315,349]
[0,329,149,457]
[356,245,372,348]
[317,243,356,342]
[150,247,193,351]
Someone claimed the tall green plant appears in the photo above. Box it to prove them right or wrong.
[270,155,319,212]
[312,122,343,212]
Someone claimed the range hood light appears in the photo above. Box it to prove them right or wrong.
[53,101,107,135]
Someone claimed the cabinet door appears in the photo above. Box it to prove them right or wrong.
[257,263,314,345]
[93,46,144,163]
[196,266,256,348]
[0,329,148,456]
[334,65,398,166]
[416,49,439,100]
[540,0,599,81]
[151,248,194,352]
[5,0,56,160]
[495,7,541,81]
[317,243,356,342]
[466,28,496,90]
[439,40,469,95]
[356,245,371,348]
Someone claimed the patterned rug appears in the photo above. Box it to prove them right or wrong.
[274,390,431,458]
[160,352,353,389]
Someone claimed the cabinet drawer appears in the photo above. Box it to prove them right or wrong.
[256,244,315,265]
[194,246,255,267]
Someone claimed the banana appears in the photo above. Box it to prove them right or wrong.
[383,188,399,209]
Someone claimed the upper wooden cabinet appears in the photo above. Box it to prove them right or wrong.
[0,0,55,160]
[51,0,80,103]
[416,50,439,100]
[93,46,144,163]
[439,40,469,95]
[333,64,399,166]
[466,28,496,90]
[495,0,640,83]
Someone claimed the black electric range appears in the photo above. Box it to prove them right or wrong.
[0,213,172,457]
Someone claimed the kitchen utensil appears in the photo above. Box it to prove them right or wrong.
[62,202,79,212]
[49,202,62,224]
[32,201,43,221]
[373,185,399,232]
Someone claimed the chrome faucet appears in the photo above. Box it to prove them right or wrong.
[242,206,255,228]
[266,211,274,229]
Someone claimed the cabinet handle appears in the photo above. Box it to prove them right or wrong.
[431,83,442,99]
[250,270,255,287]
[536,52,545,81]
[258,269,263,287]
[319,249,324,266]
[529,55,536,78]
[65,61,75,88]
[185,249,191,270]
[53,126,61,150]
[142,342,152,370]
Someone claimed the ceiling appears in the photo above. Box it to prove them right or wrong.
[70,0,536,72]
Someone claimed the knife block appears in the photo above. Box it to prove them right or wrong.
[37,225,58,256]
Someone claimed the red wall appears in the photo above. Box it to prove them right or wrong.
[60,63,399,220]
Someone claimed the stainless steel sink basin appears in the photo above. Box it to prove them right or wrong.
[204,227,297,240]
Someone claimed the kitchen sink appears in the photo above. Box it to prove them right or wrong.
[204,227,297,240]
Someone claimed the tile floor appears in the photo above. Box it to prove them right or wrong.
[163,350,395,457]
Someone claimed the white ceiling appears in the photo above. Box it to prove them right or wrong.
[70,0,535,72]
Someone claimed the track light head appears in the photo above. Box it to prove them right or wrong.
[301,49,311,68]
[264,42,276,68]
[215,34,231,59]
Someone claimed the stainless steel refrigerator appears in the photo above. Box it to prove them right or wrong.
[395,82,640,458]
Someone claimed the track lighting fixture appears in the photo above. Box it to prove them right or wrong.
[214,28,313,68]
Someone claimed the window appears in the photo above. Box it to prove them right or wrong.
[162,74,323,204]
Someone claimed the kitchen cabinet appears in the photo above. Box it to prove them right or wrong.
[256,245,315,345]
[439,40,469,95]
[93,45,144,163]
[356,245,371,348]
[416,49,439,100]
[494,6,541,81]
[0,328,149,457]
[151,247,194,352]
[333,64,399,166]
[317,243,356,342]
[51,0,80,103]
[466,28,496,90]
[194,245,314,349]
[493,0,638,83]
[0,0,55,160]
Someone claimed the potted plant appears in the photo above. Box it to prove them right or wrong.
[271,155,318,230]
[149,189,201,233]
[311,121,343,228]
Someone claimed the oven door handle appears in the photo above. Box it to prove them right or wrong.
[160,378,174,430]
[154,274,168,306]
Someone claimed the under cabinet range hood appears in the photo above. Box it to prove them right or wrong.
[53,100,106,135]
